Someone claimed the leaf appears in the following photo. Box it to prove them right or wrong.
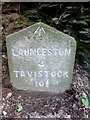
[63,14,70,19]
[78,96,84,101]
[78,96,89,107]
[52,17,59,25]
[81,98,89,107]
[17,103,23,112]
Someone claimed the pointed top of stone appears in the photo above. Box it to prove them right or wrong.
[6,22,76,44]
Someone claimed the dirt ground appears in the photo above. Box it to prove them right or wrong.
[1,6,90,119]
[1,62,90,118]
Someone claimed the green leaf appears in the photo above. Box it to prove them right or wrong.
[81,98,89,107]
[17,103,23,112]
[78,96,84,100]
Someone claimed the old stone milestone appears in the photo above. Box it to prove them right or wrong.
[6,22,76,93]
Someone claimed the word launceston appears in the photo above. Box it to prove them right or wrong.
[12,48,71,56]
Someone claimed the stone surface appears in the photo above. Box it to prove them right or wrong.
[6,22,76,93]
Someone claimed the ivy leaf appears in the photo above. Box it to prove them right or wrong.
[81,98,89,107]
[17,103,23,112]
[78,96,89,107]
[78,96,84,101]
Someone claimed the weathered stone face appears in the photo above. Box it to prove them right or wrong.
[6,22,76,93]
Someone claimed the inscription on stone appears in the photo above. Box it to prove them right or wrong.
[6,22,76,93]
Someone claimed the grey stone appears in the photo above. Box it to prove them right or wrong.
[6,22,76,93]
[6,92,12,99]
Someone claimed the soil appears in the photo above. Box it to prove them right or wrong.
[1,61,90,119]
[1,5,90,119]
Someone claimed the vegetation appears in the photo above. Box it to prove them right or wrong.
[3,3,90,75]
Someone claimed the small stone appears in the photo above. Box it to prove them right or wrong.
[1,105,4,109]
[7,104,9,107]
[2,55,6,58]
[3,111,7,116]
[18,95,21,99]
[3,98,5,101]
[82,92,87,98]
[6,92,12,99]
[3,103,5,106]
[73,103,76,108]
[66,115,71,118]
